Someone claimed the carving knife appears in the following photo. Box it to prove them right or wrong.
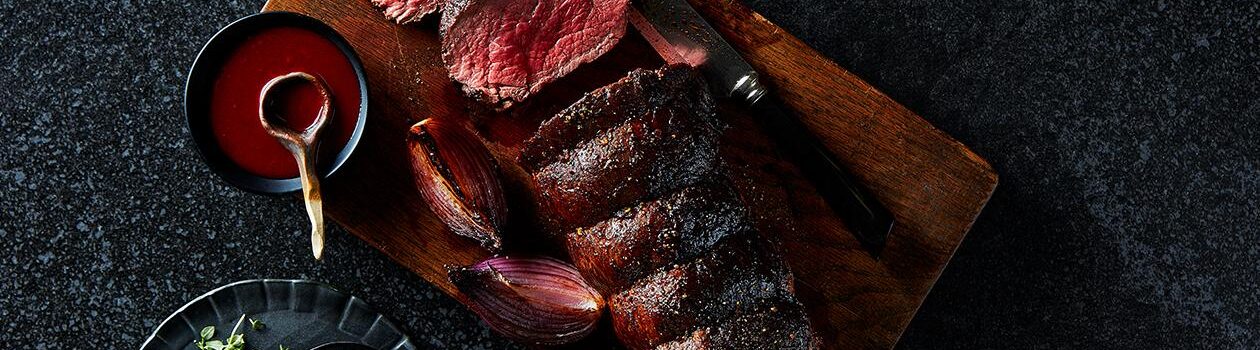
[628,0,896,254]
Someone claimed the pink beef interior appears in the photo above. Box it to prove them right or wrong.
[373,0,444,24]
[441,0,630,107]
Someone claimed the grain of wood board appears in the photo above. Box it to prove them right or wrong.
[260,0,998,348]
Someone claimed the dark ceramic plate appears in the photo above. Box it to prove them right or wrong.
[185,11,369,194]
[141,280,414,350]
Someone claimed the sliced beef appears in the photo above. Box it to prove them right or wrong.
[372,0,443,24]
[608,233,799,349]
[519,66,816,349]
[519,67,721,230]
[440,0,630,108]
[568,182,748,294]
[529,111,719,229]
[518,67,718,169]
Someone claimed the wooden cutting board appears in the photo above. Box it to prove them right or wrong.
[259,0,998,348]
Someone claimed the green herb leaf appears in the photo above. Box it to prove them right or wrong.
[225,333,246,350]
[199,326,215,341]
[204,339,225,350]
[279,345,290,350]
[195,314,253,350]
[250,317,266,331]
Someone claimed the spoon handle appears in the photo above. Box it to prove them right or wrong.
[296,145,325,260]
[258,72,333,260]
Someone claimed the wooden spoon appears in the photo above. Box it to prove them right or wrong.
[259,72,332,260]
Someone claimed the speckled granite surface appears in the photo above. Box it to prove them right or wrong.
[1,0,1256,349]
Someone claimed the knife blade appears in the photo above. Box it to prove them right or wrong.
[629,0,895,255]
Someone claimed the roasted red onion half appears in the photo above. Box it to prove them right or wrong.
[449,256,605,345]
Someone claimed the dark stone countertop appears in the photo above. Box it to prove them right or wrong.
[1,0,1256,348]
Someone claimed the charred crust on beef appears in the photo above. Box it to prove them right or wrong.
[519,66,723,230]
[519,66,720,170]
[441,0,630,108]
[654,303,820,350]
[568,182,750,294]
[608,233,802,349]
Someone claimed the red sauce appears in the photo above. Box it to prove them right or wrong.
[209,26,361,179]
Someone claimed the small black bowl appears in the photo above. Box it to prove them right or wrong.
[185,12,368,194]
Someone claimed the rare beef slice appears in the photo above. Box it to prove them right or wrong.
[372,0,445,24]
[441,0,630,108]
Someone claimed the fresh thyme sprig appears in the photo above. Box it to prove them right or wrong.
[194,314,284,350]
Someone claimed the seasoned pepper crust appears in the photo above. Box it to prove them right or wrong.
[609,233,807,349]
[654,302,817,350]
[518,66,720,169]
[569,182,749,294]
[519,67,722,230]
[519,66,817,349]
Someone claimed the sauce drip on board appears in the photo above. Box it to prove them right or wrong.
[209,26,360,179]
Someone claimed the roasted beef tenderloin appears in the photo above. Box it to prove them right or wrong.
[519,66,817,349]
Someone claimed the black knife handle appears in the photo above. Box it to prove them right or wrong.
[749,95,895,255]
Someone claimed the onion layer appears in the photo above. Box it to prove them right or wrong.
[449,256,605,345]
